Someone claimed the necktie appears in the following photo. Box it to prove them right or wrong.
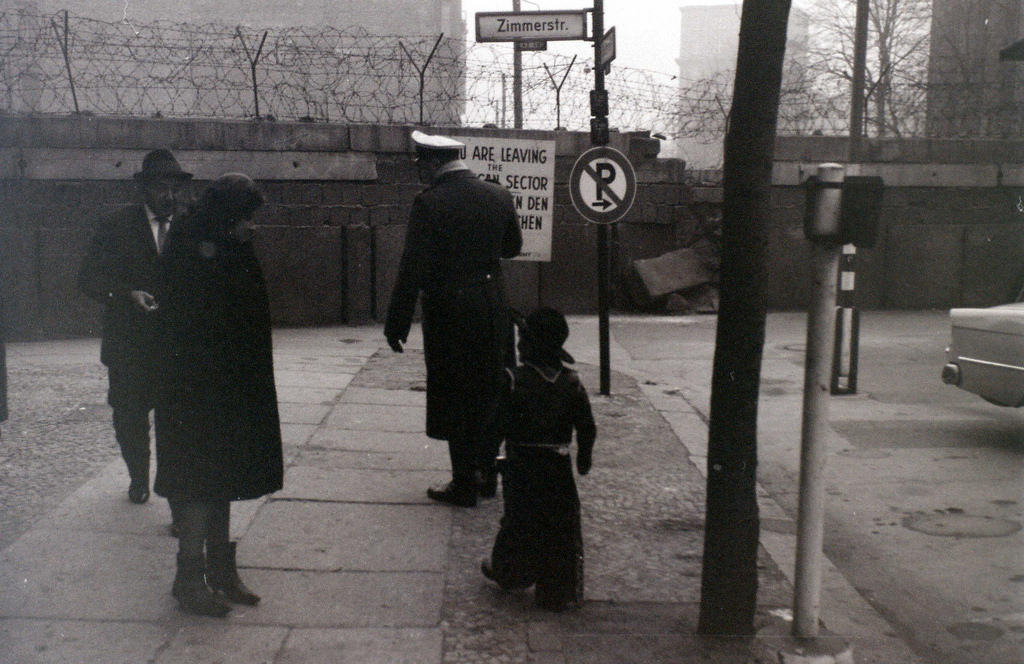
[156,217,169,253]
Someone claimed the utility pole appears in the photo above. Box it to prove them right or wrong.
[849,0,869,160]
[513,0,523,128]
[592,0,610,395]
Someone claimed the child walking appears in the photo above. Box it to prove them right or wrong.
[481,307,597,611]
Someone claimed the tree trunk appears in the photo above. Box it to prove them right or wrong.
[697,0,792,637]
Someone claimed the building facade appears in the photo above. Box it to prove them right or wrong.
[926,0,1023,138]
[18,0,464,36]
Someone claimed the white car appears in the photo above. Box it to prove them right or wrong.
[942,302,1024,407]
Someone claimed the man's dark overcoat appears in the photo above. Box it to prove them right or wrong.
[152,225,283,501]
[1,297,7,423]
[78,205,161,406]
[385,169,523,441]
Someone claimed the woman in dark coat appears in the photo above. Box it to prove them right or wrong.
[154,173,283,617]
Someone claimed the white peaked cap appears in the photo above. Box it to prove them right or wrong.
[411,130,464,150]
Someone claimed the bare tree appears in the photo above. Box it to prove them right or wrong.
[805,0,931,137]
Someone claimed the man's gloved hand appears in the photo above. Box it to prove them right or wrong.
[130,290,159,313]
[576,452,592,476]
[387,336,404,353]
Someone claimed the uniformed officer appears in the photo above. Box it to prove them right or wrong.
[385,130,523,507]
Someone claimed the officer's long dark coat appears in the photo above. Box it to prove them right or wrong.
[77,204,162,406]
[1,297,7,423]
[385,169,523,441]
[152,223,283,501]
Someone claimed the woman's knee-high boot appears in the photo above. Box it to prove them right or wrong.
[172,552,231,617]
[206,542,260,605]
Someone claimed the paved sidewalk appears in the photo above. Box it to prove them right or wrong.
[0,320,919,663]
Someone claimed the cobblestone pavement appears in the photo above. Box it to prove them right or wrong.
[0,340,117,551]
[351,350,792,664]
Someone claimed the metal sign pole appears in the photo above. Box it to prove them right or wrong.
[591,0,610,396]
[512,0,523,128]
[794,163,844,639]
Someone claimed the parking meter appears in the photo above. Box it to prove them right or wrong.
[804,168,884,248]
[838,176,884,248]
[803,163,845,243]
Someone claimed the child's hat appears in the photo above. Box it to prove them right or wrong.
[511,306,575,364]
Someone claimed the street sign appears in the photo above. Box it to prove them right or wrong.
[475,11,588,42]
[569,146,637,224]
[516,40,548,51]
[599,27,616,69]
[454,135,556,262]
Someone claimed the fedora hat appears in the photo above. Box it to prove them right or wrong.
[133,149,192,181]
[512,306,575,364]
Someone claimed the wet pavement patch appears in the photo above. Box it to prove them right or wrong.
[836,447,892,459]
[902,513,1022,537]
[761,518,797,535]
[946,622,1005,641]
[654,517,703,532]
[832,420,1023,449]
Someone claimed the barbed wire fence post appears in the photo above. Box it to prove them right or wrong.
[49,9,78,113]
[235,26,267,119]
[543,54,576,130]
[398,33,443,126]
[0,7,1012,144]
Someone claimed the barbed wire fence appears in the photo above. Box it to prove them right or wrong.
[0,8,1020,153]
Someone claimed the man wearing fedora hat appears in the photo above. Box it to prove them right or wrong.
[386,130,523,507]
[79,148,192,506]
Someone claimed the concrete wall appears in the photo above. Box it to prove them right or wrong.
[762,136,1024,310]
[0,116,691,341]
[5,118,1018,342]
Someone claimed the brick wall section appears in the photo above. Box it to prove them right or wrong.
[0,116,695,341]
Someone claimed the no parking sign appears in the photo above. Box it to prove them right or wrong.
[568,146,636,224]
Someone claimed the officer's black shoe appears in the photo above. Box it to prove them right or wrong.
[128,480,150,504]
[427,482,477,507]
[481,558,497,582]
[476,471,498,499]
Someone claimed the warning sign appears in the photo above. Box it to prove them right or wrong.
[455,135,556,262]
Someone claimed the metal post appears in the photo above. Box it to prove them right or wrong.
[399,34,444,126]
[513,0,523,129]
[501,73,508,128]
[793,163,844,639]
[831,244,859,394]
[849,0,869,160]
[236,28,268,119]
[592,0,610,396]
[50,10,79,114]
